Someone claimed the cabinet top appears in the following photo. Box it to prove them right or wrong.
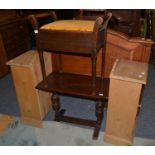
[6,50,38,67]
[110,59,148,84]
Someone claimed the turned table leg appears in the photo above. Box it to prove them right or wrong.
[38,50,47,87]
[52,94,61,121]
[91,55,97,95]
[52,94,65,122]
[93,100,104,139]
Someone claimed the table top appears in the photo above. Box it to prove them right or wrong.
[36,72,109,100]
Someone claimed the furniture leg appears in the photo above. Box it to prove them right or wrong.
[52,94,65,121]
[99,47,106,95]
[91,55,97,95]
[52,94,60,121]
[38,50,47,87]
[93,100,104,139]
[58,53,63,73]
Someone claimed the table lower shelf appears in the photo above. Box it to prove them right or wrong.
[36,72,109,100]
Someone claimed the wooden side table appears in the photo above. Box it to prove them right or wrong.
[7,50,52,127]
[104,59,148,145]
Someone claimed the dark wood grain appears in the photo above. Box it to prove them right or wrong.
[37,30,94,55]
[51,93,106,139]
[36,72,109,100]
[0,34,9,78]
[30,13,112,139]
[0,16,30,60]
[52,30,153,78]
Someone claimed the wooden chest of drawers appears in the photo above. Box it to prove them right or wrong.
[108,10,142,37]
[0,11,30,60]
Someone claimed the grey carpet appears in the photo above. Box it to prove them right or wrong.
[1,117,155,146]
[0,65,155,139]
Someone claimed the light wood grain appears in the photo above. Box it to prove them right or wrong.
[104,59,148,145]
[7,50,40,68]
[110,59,148,84]
[21,117,43,128]
[0,114,15,135]
[7,50,52,127]
[104,79,142,145]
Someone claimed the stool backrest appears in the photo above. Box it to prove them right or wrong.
[28,11,58,33]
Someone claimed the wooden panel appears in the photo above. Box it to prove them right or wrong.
[21,117,43,128]
[52,30,153,77]
[11,66,42,120]
[0,10,19,22]
[5,42,29,60]
[1,22,27,40]
[0,16,30,60]
[0,34,9,78]
[52,49,106,76]
[104,30,153,77]
[104,79,142,145]
[33,52,52,118]
[104,59,148,145]
[108,10,141,37]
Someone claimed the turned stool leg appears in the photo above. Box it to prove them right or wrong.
[52,94,66,122]
[38,50,48,87]
[52,94,61,121]
[93,101,104,140]
[91,55,97,95]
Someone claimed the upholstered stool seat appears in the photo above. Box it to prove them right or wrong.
[37,19,104,55]
[40,20,95,32]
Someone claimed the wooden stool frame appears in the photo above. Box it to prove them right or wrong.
[29,12,112,139]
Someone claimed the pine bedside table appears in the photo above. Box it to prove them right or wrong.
[7,50,52,127]
[104,59,148,145]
